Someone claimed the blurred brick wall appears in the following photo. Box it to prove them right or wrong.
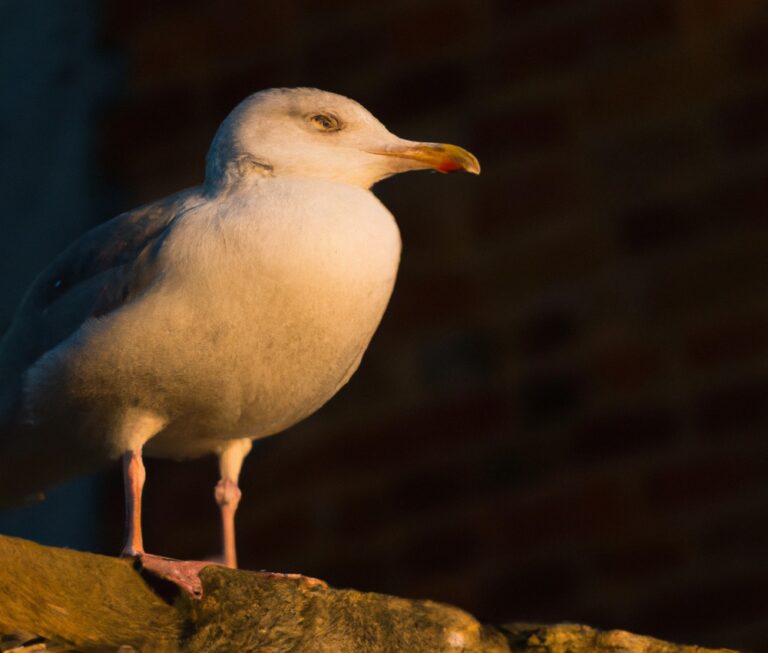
[96,1,768,650]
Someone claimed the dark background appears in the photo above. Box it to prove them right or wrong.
[2,0,768,650]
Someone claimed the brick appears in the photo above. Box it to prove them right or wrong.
[716,88,768,152]
[293,0,378,24]
[373,180,466,260]
[308,545,397,591]
[475,559,580,622]
[620,201,701,255]
[489,475,642,561]
[647,449,768,512]
[471,102,571,160]
[589,341,667,394]
[518,306,579,357]
[253,392,513,490]
[130,9,219,90]
[571,407,676,461]
[139,458,220,558]
[200,61,293,124]
[694,376,768,435]
[473,163,588,239]
[101,0,197,45]
[418,329,498,393]
[98,95,208,198]
[497,0,674,84]
[730,16,768,74]
[676,0,766,37]
[520,368,582,426]
[699,172,768,229]
[393,0,481,58]
[595,539,687,583]
[592,122,708,203]
[206,1,297,53]
[381,466,475,520]
[474,439,551,494]
[402,571,485,618]
[304,24,388,86]
[582,56,666,122]
[700,502,768,559]
[497,223,613,299]
[648,236,768,319]
[384,63,469,120]
[634,569,768,636]
[387,271,487,331]
[238,507,326,570]
[727,625,768,653]
[494,0,572,22]
[685,312,768,369]
[100,88,199,154]
[497,21,592,84]
[331,481,394,536]
[587,0,674,51]
[99,129,207,202]
[127,3,296,91]
[399,520,481,577]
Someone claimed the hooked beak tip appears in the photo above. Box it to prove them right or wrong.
[370,142,481,175]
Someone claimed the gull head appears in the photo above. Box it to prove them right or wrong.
[205,87,480,191]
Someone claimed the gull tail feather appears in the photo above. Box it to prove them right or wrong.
[0,415,105,510]
[0,362,109,508]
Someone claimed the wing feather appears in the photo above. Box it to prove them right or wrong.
[0,187,200,419]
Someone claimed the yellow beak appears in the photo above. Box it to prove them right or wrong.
[369,142,481,175]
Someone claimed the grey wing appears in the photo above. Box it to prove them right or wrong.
[0,187,200,421]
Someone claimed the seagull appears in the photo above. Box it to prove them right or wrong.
[0,87,479,589]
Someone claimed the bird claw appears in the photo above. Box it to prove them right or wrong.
[123,552,328,599]
[129,553,212,599]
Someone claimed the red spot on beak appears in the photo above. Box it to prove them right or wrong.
[437,159,463,173]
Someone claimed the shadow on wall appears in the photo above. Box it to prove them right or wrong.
[0,1,116,548]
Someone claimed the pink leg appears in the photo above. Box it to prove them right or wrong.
[215,438,252,569]
[121,448,145,557]
[120,447,209,598]
[215,478,242,569]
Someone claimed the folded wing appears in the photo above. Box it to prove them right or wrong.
[0,188,199,506]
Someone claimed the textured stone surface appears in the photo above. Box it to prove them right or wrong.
[0,535,741,653]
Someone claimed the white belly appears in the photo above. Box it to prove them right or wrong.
[29,178,401,458]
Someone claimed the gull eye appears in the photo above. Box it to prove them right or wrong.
[308,114,341,132]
